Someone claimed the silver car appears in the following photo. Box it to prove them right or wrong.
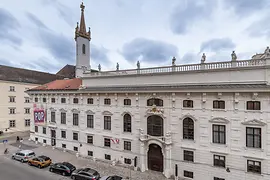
[12,150,36,162]
[100,175,123,180]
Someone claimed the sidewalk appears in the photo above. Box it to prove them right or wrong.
[3,140,170,180]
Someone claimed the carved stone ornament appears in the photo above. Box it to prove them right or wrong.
[242,119,266,126]
[145,105,165,118]
[49,107,56,112]
[209,117,229,124]
[59,108,67,112]
[71,108,80,113]
[102,111,113,116]
[85,110,95,115]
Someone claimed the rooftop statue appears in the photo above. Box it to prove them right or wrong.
[201,53,206,63]
[116,62,119,71]
[231,51,237,61]
[137,61,140,69]
[98,64,101,72]
[172,57,176,66]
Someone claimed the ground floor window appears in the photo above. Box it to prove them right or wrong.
[73,146,78,152]
[88,151,93,156]
[105,154,111,160]
[214,177,225,180]
[184,170,193,178]
[43,139,46,144]
[9,120,15,127]
[62,144,66,148]
[124,158,131,164]
[35,137,38,142]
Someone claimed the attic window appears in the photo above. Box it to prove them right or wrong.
[65,85,70,89]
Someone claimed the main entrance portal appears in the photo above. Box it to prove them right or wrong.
[148,144,163,172]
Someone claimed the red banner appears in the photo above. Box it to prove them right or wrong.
[34,109,46,123]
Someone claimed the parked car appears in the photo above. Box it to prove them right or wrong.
[12,150,36,163]
[100,175,123,180]
[28,155,52,168]
[71,168,101,180]
[49,162,76,176]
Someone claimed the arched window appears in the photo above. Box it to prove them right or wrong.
[147,98,163,107]
[82,44,86,54]
[147,115,163,136]
[123,114,132,132]
[183,118,194,140]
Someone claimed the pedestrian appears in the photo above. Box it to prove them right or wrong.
[16,136,20,142]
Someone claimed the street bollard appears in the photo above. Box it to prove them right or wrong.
[93,157,96,162]
[42,143,46,147]
[52,146,55,150]
[35,141,38,144]
[76,152,79,157]
[63,148,66,152]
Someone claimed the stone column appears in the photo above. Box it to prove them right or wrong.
[140,142,146,172]
[164,145,172,178]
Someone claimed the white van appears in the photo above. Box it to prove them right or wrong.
[12,150,36,162]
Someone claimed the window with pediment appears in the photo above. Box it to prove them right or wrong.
[183,118,194,140]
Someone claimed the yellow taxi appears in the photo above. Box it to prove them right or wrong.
[28,155,52,168]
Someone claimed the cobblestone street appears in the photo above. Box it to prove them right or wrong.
[1,139,171,180]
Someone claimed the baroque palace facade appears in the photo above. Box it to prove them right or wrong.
[27,2,270,180]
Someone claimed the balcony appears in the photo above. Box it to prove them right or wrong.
[139,129,172,145]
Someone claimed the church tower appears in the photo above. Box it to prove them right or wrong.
[75,2,91,78]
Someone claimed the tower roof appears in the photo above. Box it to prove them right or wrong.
[75,2,91,41]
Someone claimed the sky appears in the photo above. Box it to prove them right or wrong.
[0,0,270,73]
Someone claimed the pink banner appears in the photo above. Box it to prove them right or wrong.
[34,109,46,123]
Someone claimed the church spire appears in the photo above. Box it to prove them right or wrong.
[75,2,91,41]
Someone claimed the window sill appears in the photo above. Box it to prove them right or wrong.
[182,107,194,109]
[245,172,262,176]
[244,147,264,152]
[244,110,262,113]
[212,109,226,112]
[210,143,227,147]
[182,139,196,143]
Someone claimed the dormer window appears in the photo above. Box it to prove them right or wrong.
[147,98,163,107]
[82,44,86,54]
[183,100,193,108]
[213,100,225,109]
[247,101,260,110]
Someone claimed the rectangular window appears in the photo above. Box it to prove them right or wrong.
[213,100,225,109]
[213,125,226,144]
[9,120,15,128]
[247,101,261,110]
[62,144,66,148]
[25,97,30,103]
[214,178,225,180]
[74,146,78,152]
[247,160,261,174]
[124,158,132,164]
[73,132,78,141]
[25,119,30,127]
[87,98,93,104]
[124,141,131,151]
[9,86,15,91]
[25,108,30,114]
[105,154,111,160]
[51,98,55,103]
[35,97,38,102]
[43,127,46,134]
[87,135,93,144]
[183,150,194,162]
[184,170,193,178]
[43,98,46,103]
[43,139,46,144]
[183,100,193,108]
[51,112,56,123]
[35,126,38,132]
[9,96,15,102]
[87,115,94,128]
[213,155,225,168]
[73,113,79,126]
[88,151,93,156]
[246,127,261,148]
[61,131,66,138]
[104,98,111,105]
[124,99,131,106]
[104,116,111,130]
[61,98,66,103]
[104,138,111,147]
[61,112,66,124]
[73,98,79,104]
[9,108,16,114]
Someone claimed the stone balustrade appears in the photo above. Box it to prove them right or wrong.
[83,59,267,77]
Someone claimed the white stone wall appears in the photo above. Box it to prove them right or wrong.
[76,36,90,77]
[29,92,270,180]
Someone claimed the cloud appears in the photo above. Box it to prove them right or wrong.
[200,38,236,53]
[0,58,14,67]
[25,12,48,29]
[121,38,178,63]
[246,15,270,38]
[181,53,199,64]
[26,12,75,64]
[223,0,270,16]
[91,45,109,63]
[0,8,22,46]
[170,0,216,34]
[41,0,75,26]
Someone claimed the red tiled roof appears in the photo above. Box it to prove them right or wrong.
[29,78,82,91]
